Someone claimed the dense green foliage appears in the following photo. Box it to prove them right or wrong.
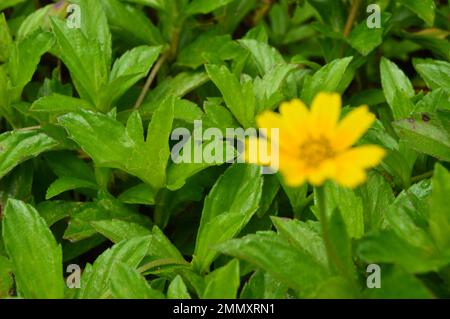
[0,0,449,299]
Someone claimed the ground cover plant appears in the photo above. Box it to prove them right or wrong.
[0,0,449,299]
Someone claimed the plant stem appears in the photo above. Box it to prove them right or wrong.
[15,125,41,132]
[133,51,168,109]
[133,22,181,110]
[315,186,346,276]
[253,0,273,25]
[343,0,362,38]
[411,170,434,184]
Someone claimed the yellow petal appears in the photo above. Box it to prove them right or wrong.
[305,160,336,186]
[256,111,285,140]
[279,99,310,143]
[334,167,368,188]
[279,160,307,187]
[332,145,386,188]
[256,110,300,155]
[244,137,273,166]
[336,145,386,169]
[332,105,376,151]
[256,111,295,141]
[280,99,309,120]
[310,92,341,137]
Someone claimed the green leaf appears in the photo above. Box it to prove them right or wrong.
[217,231,329,296]
[142,72,208,110]
[327,209,358,283]
[380,57,415,120]
[357,230,446,274]
[0,256,13,298]
[0,130,58,180]
[120,0,168,10]
[16,4,54,40]
[238,39,285,75]
[37,200,83,226]
[51,18,109,109]
[100,0,163,46]
[240,270,287,299]
[193,164,263,273]
[397,0,436,26]
[110,262,165,299]
[3,199,65,298]
[77,236,150,298]
[307,0,346,32]
[0,162,33,214]
[358,172,395,232]
[91,219,152,243]
[321,182,364,239]
[77,0,112,67]
[63,192,151,242]
[279,180,308,217]
[30,94,96,117]
[301,57,353,104]
[0,13,12,63]
[46,177,98,199]
[59,109,134,168]
[413,59,450,90]
[310,276,356,298]
[8,31,54,95]
[253,63,298,112]
[364,265,433,299]
[272,217,327,267]
[393,110,450,162]
[129,96,174,190]
[347,15,388,56]
[202,259,240,299]
[429,164,450,253]
[206,64,255,128]
[118,183,156,205]
[166,138,236,191]
[0,0,26,11]
[59,97,175,190]
[167,275,191,299]
[102,45,162,109]
[384,187,435,252]
[177,34,240,69]
[185,0,236,15]
[414,89,450,113]
[143,226,185,264]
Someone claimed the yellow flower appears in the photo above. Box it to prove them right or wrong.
[246,92,386,188]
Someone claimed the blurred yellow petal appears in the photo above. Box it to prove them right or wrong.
[336,145,386,169]
[280,99,309,119]
[256,111,300,155]
[332,105,376,150]
[332,145,385,188]
[334,168,367,188]
[279,161,307,187]
[310,92,341,137]
[306,160,336,186]
[244,136,273,166]
[256,111,285,140]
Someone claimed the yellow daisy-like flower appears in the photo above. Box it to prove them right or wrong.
[247,92,386,188]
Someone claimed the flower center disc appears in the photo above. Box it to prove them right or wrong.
[299,137,335,167]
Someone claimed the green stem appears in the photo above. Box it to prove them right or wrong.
[133,51,168,109]
[315,186,346,277]
[411,171,434,184]
[343,0,362,38]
